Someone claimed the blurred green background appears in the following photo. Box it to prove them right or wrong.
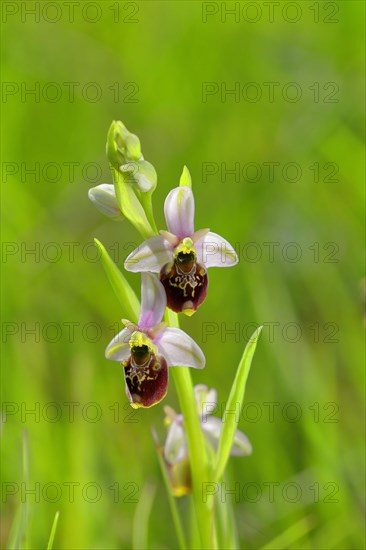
[1,1,365,548]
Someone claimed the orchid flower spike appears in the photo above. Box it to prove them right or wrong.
[124,184,238,315]
[164,385,252,466]
[105,274,205,409]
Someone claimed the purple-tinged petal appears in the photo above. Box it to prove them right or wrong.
[123,353,168,409]
[138,273,167,329]
[201,416,252,456]
[230,428,253,456]
[164,186,195,238]
[196,231,238,268]
[159,230,180,247]
[164,418,187,464]
[156,327,205,369]
[124,236,173,273]
[192,228,210,243]
[105,327,131,361]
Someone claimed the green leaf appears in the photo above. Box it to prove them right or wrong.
[94,238,140,323]
[179,165,192,188]
[47,511,60,550]
[213,326,263,481]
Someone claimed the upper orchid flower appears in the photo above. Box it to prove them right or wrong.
[124,184,239,315]
[105,273,205,409]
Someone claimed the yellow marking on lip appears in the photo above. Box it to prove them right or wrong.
[129,331,157,354]
[182,308,195,317]
[174,238,195,258]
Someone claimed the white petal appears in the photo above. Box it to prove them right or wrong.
[105,327,131,361]
[124,236,173,273]
[88,184,123,220]
[196,231,238,268]
[138,273,166,329]
[194,385,218,419]
[164,418,187,464]
[201,415,222,449]
[202,417,252,456]
[164,186,195,238]
[230,429,253,456]
[156,327,205,369]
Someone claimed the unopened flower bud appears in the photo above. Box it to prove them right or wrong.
[88,184,123,221]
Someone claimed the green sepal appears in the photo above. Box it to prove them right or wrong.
[179,165,192,188]
[94,238,139,323]
[112,168,155,239]
[120,159,157,193]
[213,326,263,481]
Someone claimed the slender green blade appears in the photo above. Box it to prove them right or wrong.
[132,484,156,550]
[47,511,60,550]
[94,238,140,323]
[214,326,263,481]
[260,515,313,550]
[152,428,187,550]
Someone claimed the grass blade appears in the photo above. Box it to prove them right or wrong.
[94,238,140,323]
[213,326,262,481]
[47,511,60,550]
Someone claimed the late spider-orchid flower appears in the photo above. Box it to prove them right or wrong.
[124,185,238,315]
[105,273,205,409]
[159,385,252,496]
[164,385,252,466]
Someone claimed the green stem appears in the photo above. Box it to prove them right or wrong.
[140,192,158,234]
[155,443,187,550]
[127,183,215,548]
[166,309,215,549]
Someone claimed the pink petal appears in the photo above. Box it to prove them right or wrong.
[164,186,195,238]
[195,231,238,268]
[124,236,173,273]
[156,327,205,369]
[138,273,167,329]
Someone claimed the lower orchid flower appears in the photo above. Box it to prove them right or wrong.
[105,273,205,408]
[124,184,238,315]
[164,385,252,467]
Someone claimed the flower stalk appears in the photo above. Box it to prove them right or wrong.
[166,309,215,549]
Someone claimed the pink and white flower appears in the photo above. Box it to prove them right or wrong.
[164,384,252,464]
[105,273,205,408]
[124,185,238,315]
[164,384,252,465]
